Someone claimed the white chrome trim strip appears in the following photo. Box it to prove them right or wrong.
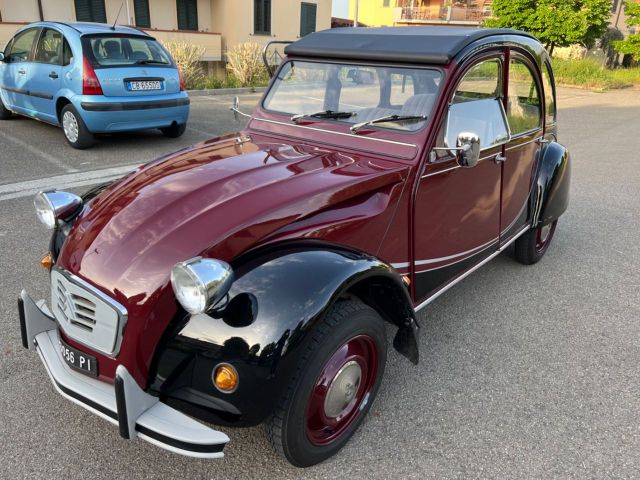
[415,225,530,312]
[414,237,499,267]
[251,118,419,149]
[391,262,411,269]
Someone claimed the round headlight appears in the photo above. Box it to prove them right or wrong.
[33,191,83,229]
[170,257,234,314]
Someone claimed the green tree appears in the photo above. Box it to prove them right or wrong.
[613,1,640,60]
[484,0,612,56]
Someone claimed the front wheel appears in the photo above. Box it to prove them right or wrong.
[61,104,94,149]
[513,220,558,265]
[160,123,186,138]
[265,299,387,467]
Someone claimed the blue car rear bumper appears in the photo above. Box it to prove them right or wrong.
[74,93,190,133]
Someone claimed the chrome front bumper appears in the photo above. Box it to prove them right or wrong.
[18,290,229,459]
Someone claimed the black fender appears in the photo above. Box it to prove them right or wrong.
[149,243,419,427]
[531,141,571,228]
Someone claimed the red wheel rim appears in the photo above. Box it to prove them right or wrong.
[305,335,379,446]
[535,220,557,254]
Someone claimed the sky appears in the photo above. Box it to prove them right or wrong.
[332,0,350,18]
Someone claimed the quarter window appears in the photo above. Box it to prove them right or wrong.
[541,62,556,124]
[35,29,63,65]
[6,28,38,63]
[254,0,272,35]
[437,59,509,154]
[74,0,107,23]
[507,58,542,135]
[177,0,198,31]
[63,39,74,66]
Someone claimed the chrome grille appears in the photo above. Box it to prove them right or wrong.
[50,268,127,356]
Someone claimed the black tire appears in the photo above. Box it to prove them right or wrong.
[60,104,94,149]
[265,299,387,467]
[0,96,12,120]
[160,123,187,138]
[514,220,558,265]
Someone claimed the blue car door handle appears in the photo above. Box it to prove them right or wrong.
[18,69,26,75]
[49,72,59,79]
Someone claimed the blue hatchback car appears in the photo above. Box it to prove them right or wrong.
[0,22,189,149]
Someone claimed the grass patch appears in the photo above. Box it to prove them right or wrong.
[551,58,640,90]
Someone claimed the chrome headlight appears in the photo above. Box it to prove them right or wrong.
[170,257,234,314]
[34,191,83,229]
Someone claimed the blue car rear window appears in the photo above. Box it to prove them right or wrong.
[83,35,172,68]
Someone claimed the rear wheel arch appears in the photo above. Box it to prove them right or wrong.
[55,96,71,124]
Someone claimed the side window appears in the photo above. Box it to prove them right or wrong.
[437,59,509,155]
[35,29,63,65]
[6,28,39,63]
[541,62,556,124]
[63,39,74,66]
[507,58,542,135]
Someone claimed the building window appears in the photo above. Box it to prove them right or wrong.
[134,0,151,28]
[383,0,390,6]
[177,0,198,31]
[300,3,317,37]
[74,0,107,23]
[254,0,271,35]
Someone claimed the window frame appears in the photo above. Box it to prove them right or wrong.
[433,53,511,161]
[74,0,107,23]
[134,0,152,29]
[505,52,544,139]
[254,0,272,36]
[33,27,64,66]
[176,0,198,31]
[6,27,40,63]
[300,2,317,38]
[542,59,557,126]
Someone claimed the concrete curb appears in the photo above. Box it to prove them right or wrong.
[187,86,268,97]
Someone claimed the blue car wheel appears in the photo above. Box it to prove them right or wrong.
[61,104,94,149]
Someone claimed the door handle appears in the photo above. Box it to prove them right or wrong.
[49,72,59,79]
[18,69,26,75]
[494,153,507,164]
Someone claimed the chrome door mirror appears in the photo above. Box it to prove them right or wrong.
[455,132,480,168]
[0,53,4,62]
[229,96,251,121]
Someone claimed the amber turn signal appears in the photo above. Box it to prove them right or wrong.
[40,252,53,270]
[213,363,239,393]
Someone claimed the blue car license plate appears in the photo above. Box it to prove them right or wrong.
[127,80,162,91]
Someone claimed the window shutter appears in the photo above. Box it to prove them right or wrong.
[264,0,271,33]
[300,3,317,37]
[74,0,107,23]
[177,0,198,31]
[254,0,271,34]
[134,0,151,28]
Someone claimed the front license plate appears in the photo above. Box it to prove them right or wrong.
[59,337,98,376]
[127,80,162,91]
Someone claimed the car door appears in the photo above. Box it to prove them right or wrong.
[413,56,510,302]
[1,27,39,112]
[499,53,545,242]
[28,27,64,123]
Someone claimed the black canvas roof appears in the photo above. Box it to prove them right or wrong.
[284,27,538,65]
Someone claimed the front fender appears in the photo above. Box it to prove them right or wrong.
[532,141,571,227]
[149,244,418,426]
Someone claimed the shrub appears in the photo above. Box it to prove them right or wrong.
[226,42,268,87]
[550,58,640,90]
[161,40,206,89]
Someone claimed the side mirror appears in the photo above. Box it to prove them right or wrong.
[229,96,250,121]
[455,132,480,168]
[0,53,5,62]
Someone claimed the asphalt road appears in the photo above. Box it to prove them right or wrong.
[1,88,639,479]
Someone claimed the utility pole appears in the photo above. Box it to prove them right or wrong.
[354,0,359,27]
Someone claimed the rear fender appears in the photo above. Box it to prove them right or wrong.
[531,141,571,228]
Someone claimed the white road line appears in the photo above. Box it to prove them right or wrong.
[0,129,79,173]
[0,164,140,202]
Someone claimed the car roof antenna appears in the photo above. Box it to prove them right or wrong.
[111,0,125,30]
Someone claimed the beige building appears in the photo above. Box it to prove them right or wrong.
[0,0,332,73]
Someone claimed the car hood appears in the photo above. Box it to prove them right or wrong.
[57,133,408,305]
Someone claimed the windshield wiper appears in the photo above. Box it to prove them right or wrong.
[350,114,427,134]
[135,59,169,65]
[291,110,355,123]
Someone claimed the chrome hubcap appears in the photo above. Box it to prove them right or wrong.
[323,360,362,418]
[62,111,79,143]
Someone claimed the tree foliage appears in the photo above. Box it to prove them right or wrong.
[613,1,640,59]
[484,0,612,54]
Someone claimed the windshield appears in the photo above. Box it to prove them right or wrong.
[263,61,442,132]
[82,35,173,68]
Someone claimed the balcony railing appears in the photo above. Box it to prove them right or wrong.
[394,6,492,23]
